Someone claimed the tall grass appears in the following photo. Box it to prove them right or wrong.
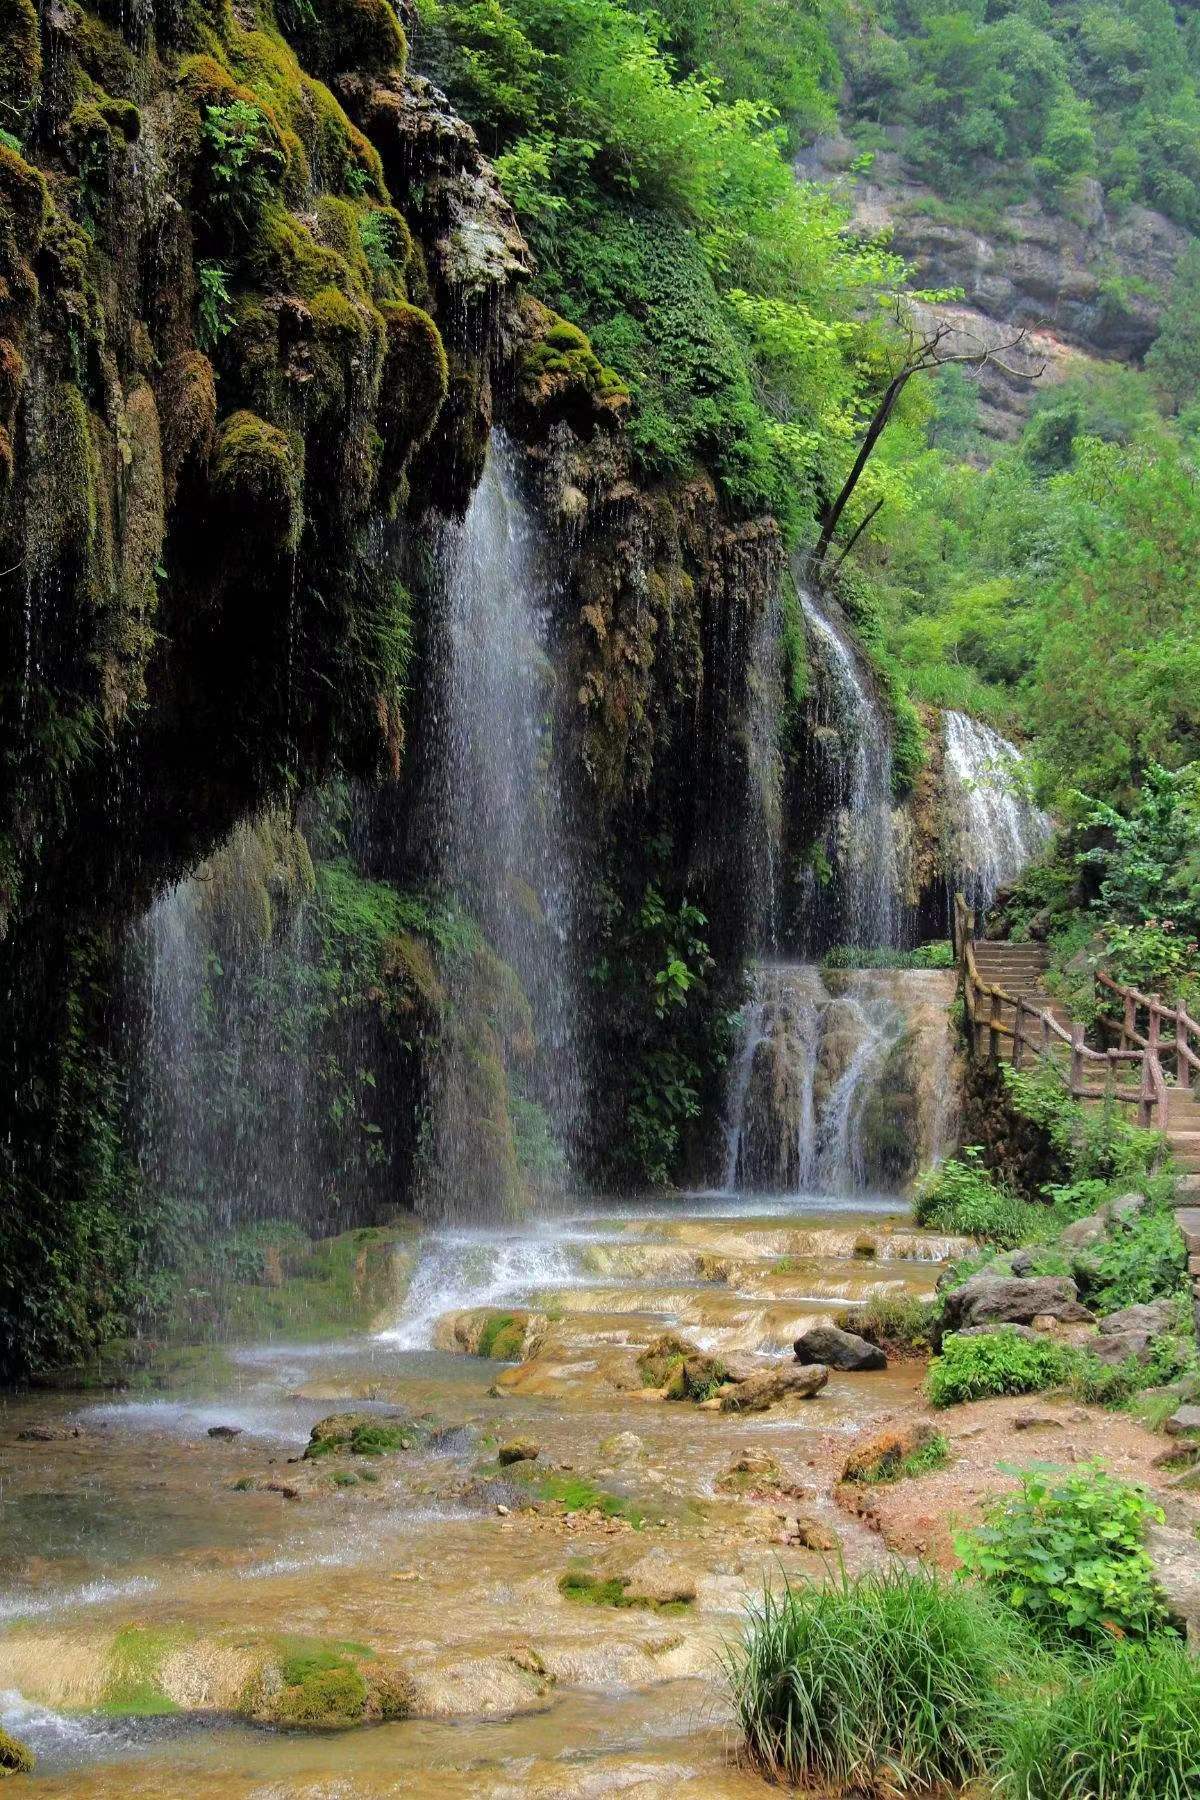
[722,1566,1026,1794]
[1000,1638,1200,1800]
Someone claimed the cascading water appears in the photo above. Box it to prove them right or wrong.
[724,965,958,1194]
[799,587,903,951]
[943,710,1052,914]
[423,433,585,1215]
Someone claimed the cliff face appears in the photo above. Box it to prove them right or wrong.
[0,0,790,1372]
[799,135,1188,438]
[0,0,537,1372]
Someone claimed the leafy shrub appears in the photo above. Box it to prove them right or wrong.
[915,1148,1041,1247]
[723,1566,1026,1792]
[999,1636,1200,1800]
[1084,1208,1189,1314]
[958,1463,1168,1647]
[927,1330,1073,1407]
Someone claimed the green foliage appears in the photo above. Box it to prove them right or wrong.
[836,1292,938,1359]
[558,1567,691,1610]
[1148,242,1200,412]
[196,259,234,350]
[1085,1208,1189,1315]
[723,1565,1027,1792]
[999,1636,1200,1800]
[958,1463,1168,1648]
[821,940,952,970]
[915,1147,1041,1247]
[927,1329,1074,1407]
[201,99,282,227]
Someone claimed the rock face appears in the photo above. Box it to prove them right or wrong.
[941,1274,1093,1333]
[796,137,1188,439]
[794,1323,887,1372]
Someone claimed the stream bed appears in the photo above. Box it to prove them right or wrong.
[0,1189,961,1795]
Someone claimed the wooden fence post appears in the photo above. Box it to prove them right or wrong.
[1070,1023,1084,1098]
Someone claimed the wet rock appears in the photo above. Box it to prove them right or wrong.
[598,1431,645,1464]
[942,1274,1093,1333]
[498,1438,539,1466]
[716,1450,783,1493]
[794,1323,886,1371]
[1092,1300,1177,1366]
[778,1513,839,1552]
[15,1423,82,1441]
[720,1363,828,1413]
[1147,1524,1200,1651]
[621,1554,697,1606]
[635,1334,723,1400]
[840,1421,942,1484]
[207,1424,243,1440]
[1166,1406,1200,1437]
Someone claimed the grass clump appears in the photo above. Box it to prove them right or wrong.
[915,1148,1041,1248]
[998,1636,1200,1799]
[958,1462,1167,1648]
[927,1330,1073,1407]
[835,1293,937,1359]
[723,1566,1025,1793]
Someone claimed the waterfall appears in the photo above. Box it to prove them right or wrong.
[799,587,903,950]
[943,710,1052,915]
[724,965,958,1195]
[132,823,318,1233]
[423,433,584,1214]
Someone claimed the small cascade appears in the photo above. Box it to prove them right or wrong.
[424,434,585,1214]
[943,710,1052,914]
[799,587,905,950]
[725,965,959,1196]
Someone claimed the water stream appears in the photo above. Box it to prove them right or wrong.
[423,433,585,1215]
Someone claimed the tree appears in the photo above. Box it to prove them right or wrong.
[811,305,1043,570]
[1146,241,1200,411]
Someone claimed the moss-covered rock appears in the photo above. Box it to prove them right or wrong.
[211,408,301,550]
[280,0,407,80]
[0,1725,33,1776]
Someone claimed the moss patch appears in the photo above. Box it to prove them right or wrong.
[0,1724,34,1775]
[558,1568,691,1612]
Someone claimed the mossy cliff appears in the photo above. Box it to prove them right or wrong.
[0,0,529,1376]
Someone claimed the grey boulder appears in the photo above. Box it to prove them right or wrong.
[794,1324,886,1371]
[942,1274,1093,1333]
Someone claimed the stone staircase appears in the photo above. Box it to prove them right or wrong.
[968,942,1070,1028]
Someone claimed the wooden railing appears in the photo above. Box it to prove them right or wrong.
[954,893,1170,1128]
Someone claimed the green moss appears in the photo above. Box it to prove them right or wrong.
[558,1568,690,1611]
[272,1652,369,1729]
[102,1625,189,1716]
[0,1725,33,1775]
[277,0,407,80]
[377,300,448,493]
[211,408,301,550]
[477,1311,525,1360]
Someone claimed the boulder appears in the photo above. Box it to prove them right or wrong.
[621,1554,697,1606]
[1092,1300,1177,1366]
[207,1424,243,1440]
[1147,1523,1200,1651]
[941,1274,1093,1333]
[720,1363,827,1413]
[780,1512,839,1552]
[1009,1249,1037,1277]
[1166,1405,1200,1437]
[498,1438,539,1466]
[794,1323,886,1372]
[597,1431,644,1464]
[1060,1212,1109,1251]
[635,1334,723,1399]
